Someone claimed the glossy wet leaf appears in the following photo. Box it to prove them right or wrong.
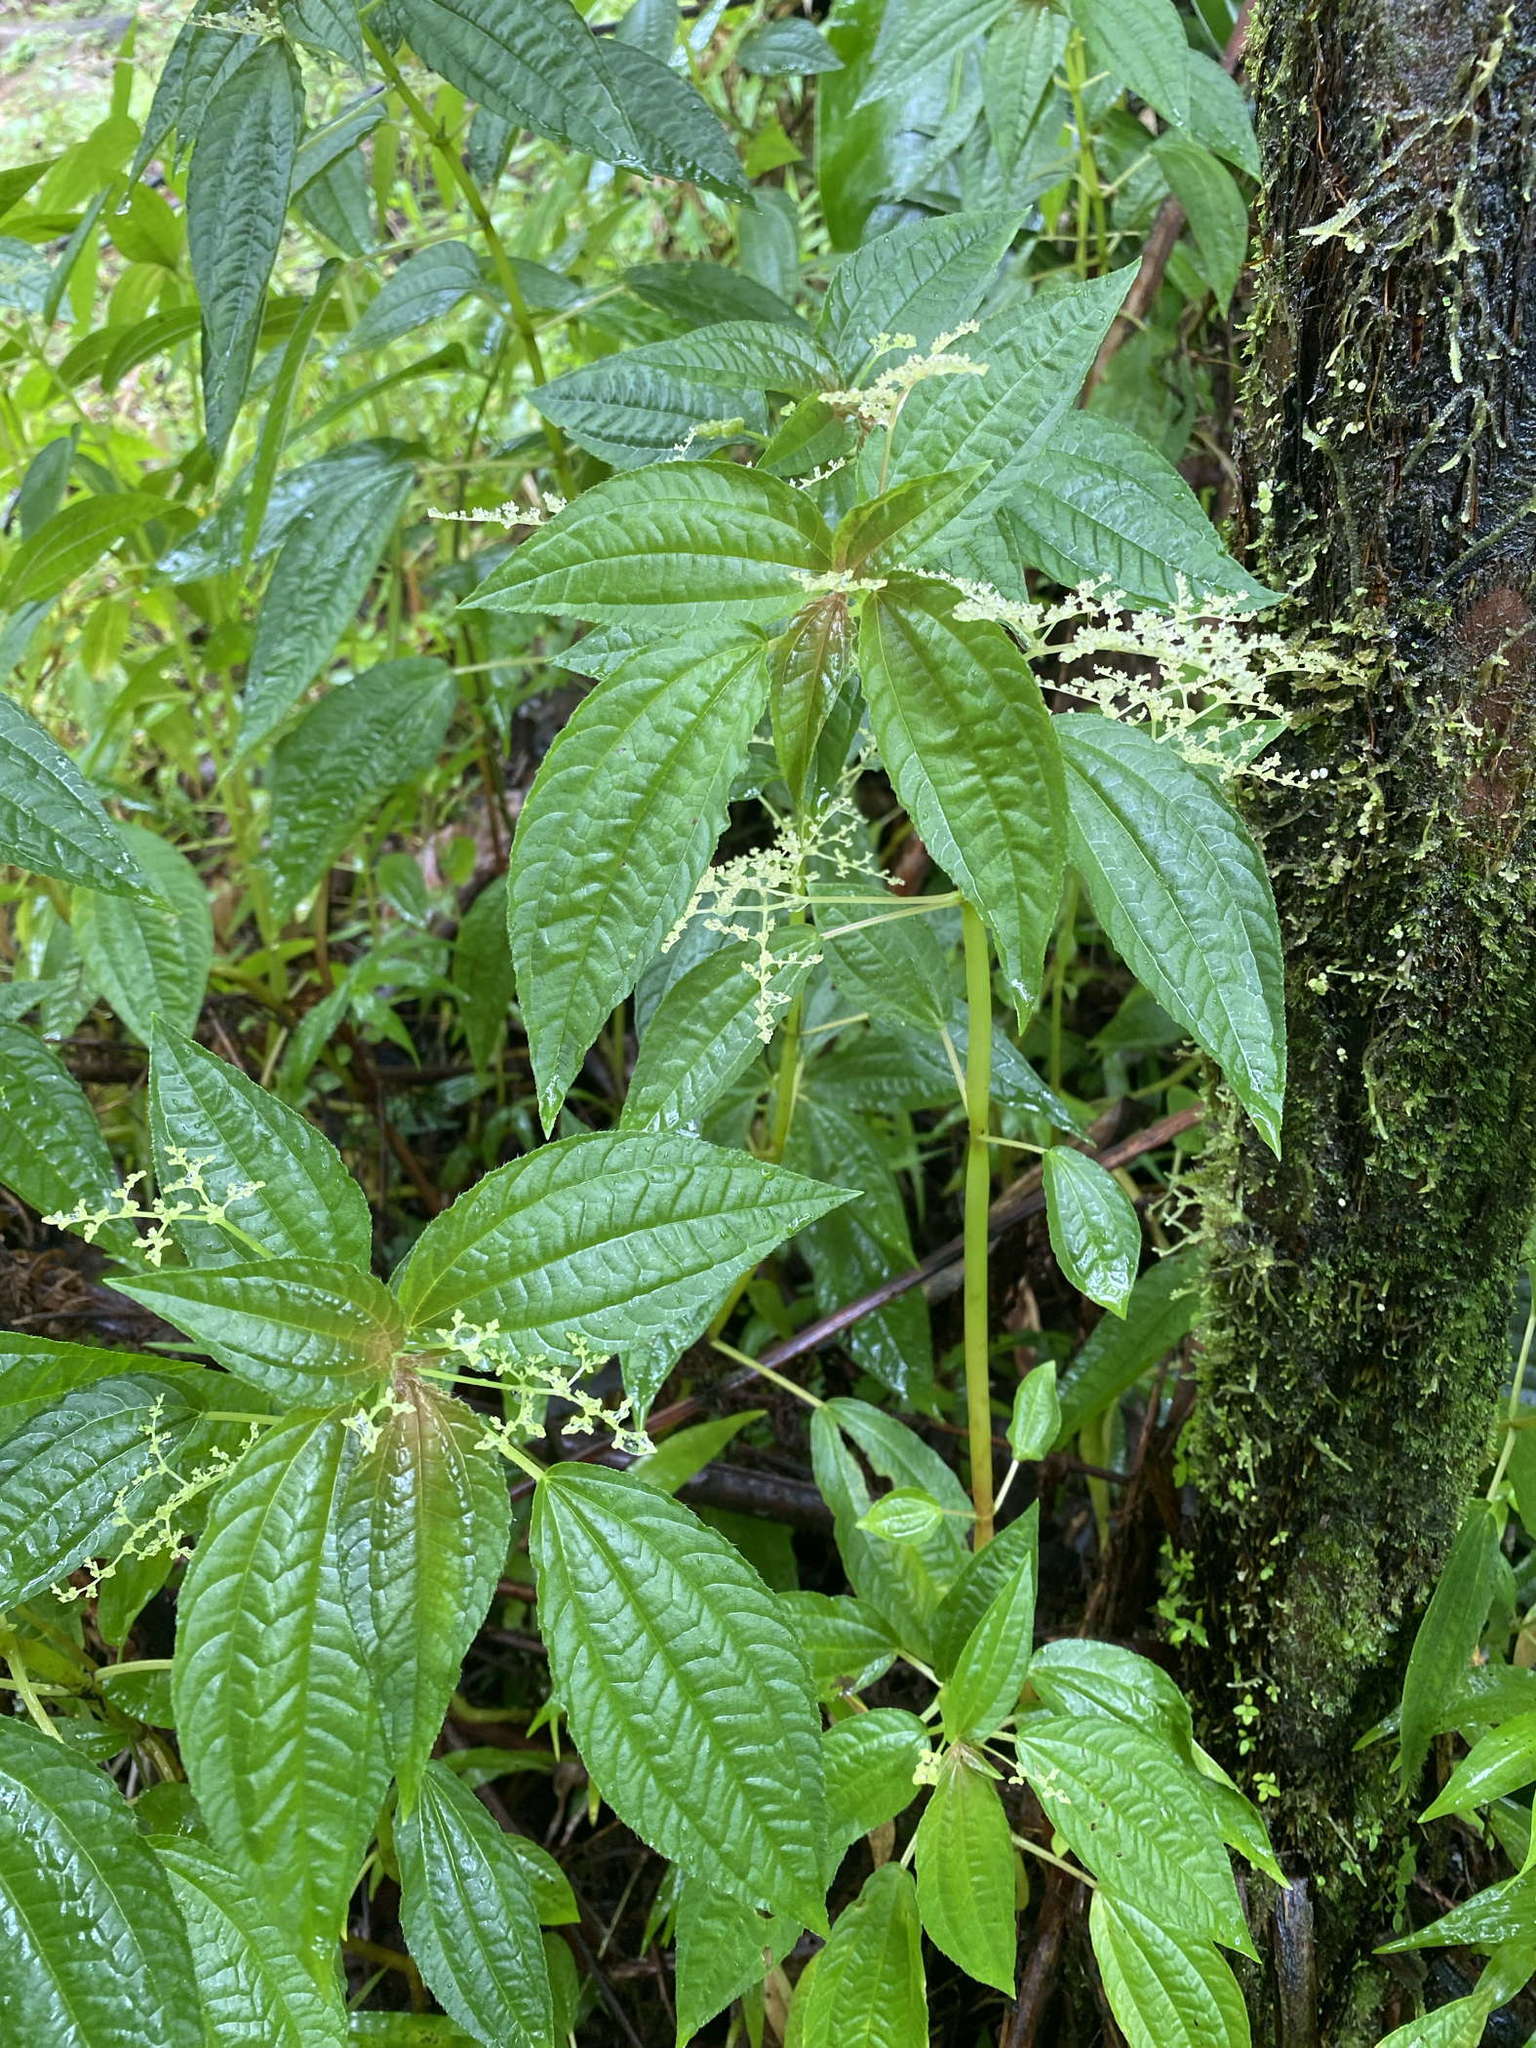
[914,1748,1017,1993]
[109,1261,403,1406]
[532,1463,827,1928]
[338,1383,510,1805]
[149,1023,373,1270]
[0,694,144,894]
[799,1863,926,2048]
[396,1763,552,2048]
[1042,1146,1141,1315]
[1091,1892,1252,2048]
[1058,715,1286,1150]
[186,38,302,456]
[73,825,213,1044]
[391,1130,850,1385]
[0,1719,202,2048]
[1015,1715,1253,1953]
[860,580,1065,1017]
[508,631,769,1125]
[0,1022,139,1257]
[152,1835,349,2048]
[174,1410,389,1952]
[0,1374,197,1608]
[464,464,831,626]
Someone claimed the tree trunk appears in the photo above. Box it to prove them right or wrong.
[1183,2,1536,2040]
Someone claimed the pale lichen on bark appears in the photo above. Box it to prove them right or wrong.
[1181,1,1536,2036]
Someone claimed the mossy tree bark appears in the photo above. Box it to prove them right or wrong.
[1183,2,1536,2040]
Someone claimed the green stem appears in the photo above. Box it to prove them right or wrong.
[712,1338,823,1410]
[1047,876,1078,1094]
[362,28,575,496]
[962,902,996,1546]
[2,1643,61,1740]
[1489,1288,1536,1501]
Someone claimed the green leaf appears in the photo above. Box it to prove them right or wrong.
[344,241,483,354]
[1398,1499,1503,1783]
[532,1462,827,1928]
[1422,1709,1536,1820]
[395,0,743,193]
[800,1864,926,2048]
[267,658,457,918]
[1371,1996,1499,2048]
[452,877,518,1077]
[1000,412,1276,609]
[1066,0,1190,128]
[596,38,748,197]
[914,1748,1017,1993]
[739,17,842,73]
[0,1719,202,2048]
[941,1545,1037,1742]
[631,1409,765,1494]
[1091,1892,1252,2048]
[73,824,213,1044]
[833,472,979,572]
[857,0,1011,106]
[392,1130,849,1400]
[187,38,303,456]
[238,455,415,756]
[396,1762,553,2048]
[535,322,836,468]
[464,463,831,626]
[622,929,822,1134]
[823,1708,929,1863]
[149,1023,373,1270]
[130,4,264,179]
[883,269,1131,562]
[858,1489,948,1543]
[1008,1367,1061,1461]
[817,885,952,1034]
[1014,1715,1253,1952]
[930,1505,1040,1675]
[1183,51,1259,177]
[0,490,164,609]
[1153,136,1249,310]
[982,9,1066,176]
[779,1591,898,1700]
[769,595,856,806]
[1379,1869,1536,1953]
[1027,1637,1195,1760]
[786,1096,934,1398]
[1054,1249,1201,1441]
[338,1382,509,1804]
[1058,715,1286,1150]
[0,1020,139,1256]
[534,363,766,469]
[174,1410,389,1950]
[811,1401,968,1659]
[674,1875,798,2046]
[508,631,769,1125]
[859,580,1066,1017]
[151,1835,350,2048]
[1042,1146,1141,1315]
[109,1262,402,1405]
[0,695,141,893]
[818,209,1023,374]
[0,1334,189,1441]
[0,1375,197,1607]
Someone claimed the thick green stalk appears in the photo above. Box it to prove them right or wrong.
[962,902,995,1546]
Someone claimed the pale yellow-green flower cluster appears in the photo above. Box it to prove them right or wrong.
[822,323,989,432]
[436,1314,651,1460]
[44,1149,264,1266]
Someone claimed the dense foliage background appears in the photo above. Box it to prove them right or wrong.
[1,2,1533,2044]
